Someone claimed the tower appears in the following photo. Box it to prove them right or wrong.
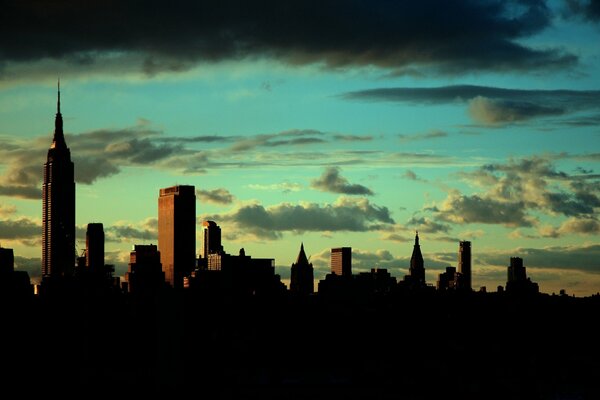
[458,241,472,291]
[202,220,223,258]
[86,223,105,270]
[158,185,196,289]
[290,243,314,294]
[42,81,76,279]
[331,247,351,277]
[409,231,425,285]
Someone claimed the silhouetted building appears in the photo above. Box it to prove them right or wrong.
[0,247,15,273]
[400,231,427,289]
[202,220,223,259]
[437,266,459,291]
[42,81,75,280]
[355,268,397,295]
[0,247,33,298]
[126,244,165,295]
[506,257,539,295]
[86,223,104,269]
[159,185,196,289]
[331,247,351,277]
[458,241,472,291]
[200,248,284,295]
[290,243,314,295]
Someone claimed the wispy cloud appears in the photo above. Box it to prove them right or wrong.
[398,130,448,143]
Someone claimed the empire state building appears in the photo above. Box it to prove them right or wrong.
[42,82,75,279]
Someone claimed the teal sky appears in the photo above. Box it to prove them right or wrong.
[1,0,600,295]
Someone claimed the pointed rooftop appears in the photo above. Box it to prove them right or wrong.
[295,242,310,265]
[51,79,67,150]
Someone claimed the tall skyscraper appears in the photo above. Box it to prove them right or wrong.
[158,185,196,289]
[290,243,314,294]
[409,231,425,285]
[42,81,76,279]
[86,223,104,269]
[331,247,351,277]
[202,220,223,258]
[458,241,472,291]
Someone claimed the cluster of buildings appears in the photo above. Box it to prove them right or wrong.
[0,84,541,299]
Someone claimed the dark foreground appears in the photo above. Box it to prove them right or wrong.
[4,290,600,399]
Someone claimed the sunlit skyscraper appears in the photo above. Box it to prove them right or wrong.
[331,247,351,277]
[158,185,196,289]
[42,81,75,279]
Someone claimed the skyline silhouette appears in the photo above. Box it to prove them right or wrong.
[1,1,599,298]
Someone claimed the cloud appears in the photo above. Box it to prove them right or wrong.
[105,218,158,243]
[0,218,41,240]
[436,190,535,227]
[311,167,374,196]
[229,129,326,152]
[558,217,600,235]
[406,216,452,233]
[476,244,600,275]
[0,1,577,82]
[332,134,374,142]
[402,169,427,182]
[398,130,448,143]
[247,182,303,193]
[0,204,17,217]
[565,0,600,22]
[421,155,600,235]
[196,188,235,205]
[342,85,600,124]
[0,185,42,200]
[203,197,395,240]
[468,96,565,125]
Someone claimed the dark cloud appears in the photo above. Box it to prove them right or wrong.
[342,85,600,105]
[311,167,374,196]
[105,218,158,243]
[0,218,41,240]
[406,217,452,233]
[204,197,394,240]
[477,244,600,275]
[0,185,42,200]
[342,85,600,124]
[230,129,326,152]
[468,96,565,125]
[164,135,236,144]
[402,169,427,182]
[565,0,600,22]
[0,1,577,80]
[332,134,373,142]
[398,130,448,143]
[437,191,535,227]
[197,188,235,205]
[73,157,121,184]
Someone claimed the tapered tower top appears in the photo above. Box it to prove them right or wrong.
[51,79,67,150]
[295,242,310,265]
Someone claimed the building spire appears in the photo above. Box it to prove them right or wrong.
[57,78,61,114]
[295,242,309,265]
[415,230,419,245]
[51,79,66,149]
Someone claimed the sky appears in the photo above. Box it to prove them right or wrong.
[1,0,600,296]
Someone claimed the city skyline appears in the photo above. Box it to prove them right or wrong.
[1,1,600,295]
